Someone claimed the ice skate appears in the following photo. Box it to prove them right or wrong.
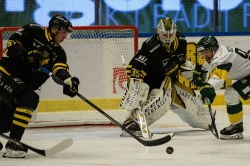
[220,122,244,140]
[3,140,28,158]
[120,118,142,137]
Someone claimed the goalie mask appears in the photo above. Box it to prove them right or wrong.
[156,18,177,49]
[49,15,73,33]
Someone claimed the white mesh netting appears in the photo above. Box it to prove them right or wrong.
[0,26,138,127]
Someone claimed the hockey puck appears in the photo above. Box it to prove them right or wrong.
[166,146,174,154]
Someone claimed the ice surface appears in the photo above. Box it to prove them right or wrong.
[1,105,250,166]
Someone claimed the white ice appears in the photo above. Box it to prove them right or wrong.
[1,105,250,166]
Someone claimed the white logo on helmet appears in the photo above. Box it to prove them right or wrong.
[197,46,205,52]
[55,15,69,24]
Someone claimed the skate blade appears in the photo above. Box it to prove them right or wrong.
[220,133,244,140]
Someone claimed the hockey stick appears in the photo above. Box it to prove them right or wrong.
[0,133,73,157]
[40,66,171,146]
[206,98,219,139]
[121,56,152,139]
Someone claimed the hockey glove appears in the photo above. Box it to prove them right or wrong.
[22,47,44,63]
[200,83,216,103]
[192,64,208,87]
[63,77,80,97]
[22,47,44,70]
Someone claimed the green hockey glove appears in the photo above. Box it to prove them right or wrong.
[192,65,208,87]
[200,83,216,103]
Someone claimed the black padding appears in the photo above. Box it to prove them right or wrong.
[0,101,16,133]
[15,89,39,111]
[0,71,29,107]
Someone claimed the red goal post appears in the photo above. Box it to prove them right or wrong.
[0,26,138,127]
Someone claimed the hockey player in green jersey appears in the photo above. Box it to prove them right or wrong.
[195,35,248,140]
[0,15,80,158]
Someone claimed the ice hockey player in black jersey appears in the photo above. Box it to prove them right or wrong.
[0,15,80,158]
[120,17,212,137]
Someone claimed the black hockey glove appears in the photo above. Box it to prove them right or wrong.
[192,64,208,87]
[22,47,43,63]
[200,83,216,103]
[22,47,44,70]
[63,77,80,97]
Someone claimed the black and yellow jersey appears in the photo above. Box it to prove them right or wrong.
[1,23,71,90]
[126,32,187,91]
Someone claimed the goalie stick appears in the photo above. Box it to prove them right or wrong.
[40,65,171,146]
[0,133,73,157]
[206,98,219,139]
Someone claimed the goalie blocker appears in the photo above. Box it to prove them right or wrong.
[120,76,212,137]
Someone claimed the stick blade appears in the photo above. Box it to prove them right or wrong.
[142,134,171,146]
[45,138,73,157]
[208,125,219,139]
[152,132,175,139]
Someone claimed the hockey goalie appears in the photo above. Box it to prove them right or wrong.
[120,17,211,137]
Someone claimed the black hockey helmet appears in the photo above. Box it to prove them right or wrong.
[49,15,73,33]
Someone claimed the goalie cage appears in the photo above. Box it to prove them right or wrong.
[0,26,138,127]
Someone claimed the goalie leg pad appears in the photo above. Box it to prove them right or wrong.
[142,81,172,126]
[135,108,151,139]
[171,83,212,129]
[122,76,172,136]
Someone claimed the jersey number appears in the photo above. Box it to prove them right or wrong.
[235,48,250,60]
[131,68,141,78]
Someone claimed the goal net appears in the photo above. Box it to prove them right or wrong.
[0,26,138,127]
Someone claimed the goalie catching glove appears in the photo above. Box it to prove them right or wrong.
[63,77,80,97]
[180,60,195,81]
